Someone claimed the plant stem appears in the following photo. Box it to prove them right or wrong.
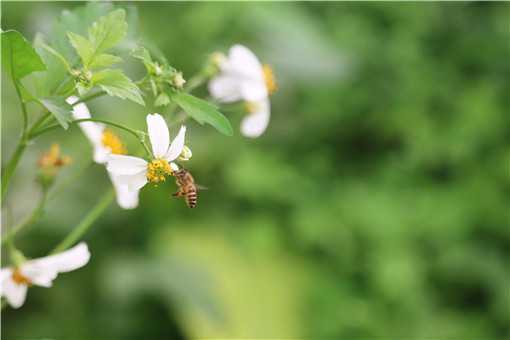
[51,189,114,254]
[30,112,53,132]
[30,118,142,139]
[185,73,207,93]
[1,190,48,245]
[30,118,152,157]
[73,90,106,105]
[1,139,27,201]
[2,63,32,200]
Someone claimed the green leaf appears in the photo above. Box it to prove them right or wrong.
[1,30,46,79]
[132,46,153,67]
[154,92,170,107]
[88,53,122,69]
[39,97,73,129]
[88,9,127,54]
[67,9,127,68]
[67,32,94,65]
[172,92,233,136]
[92,69,144,105]
[51,2,114,63]
[38,41,72,72]
[30,34,72,98]
[18,81,37,102]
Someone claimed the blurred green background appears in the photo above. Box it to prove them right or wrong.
[2,1,509,339]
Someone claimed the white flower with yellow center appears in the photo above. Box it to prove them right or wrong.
[208,44,277,138]
[106,113,186,190]
[67,96,140,209]
[0,243,90,308]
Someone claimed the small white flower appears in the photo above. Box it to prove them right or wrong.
[67,96,140,209]
[0,243,90,309]
[208,44,276,138]
[106,113,186,190]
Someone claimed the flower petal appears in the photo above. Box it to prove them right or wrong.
[227,44,264,80]
[66,96,105,150]
[208,75,243,103]
[28,270,58,288]
[165,125,186,162]
[0,268,12,296]
[241,99,270,138]
[147,113,170,158]
[3,278,28,309]
[24,242,91,274]
[93,145,111,164]
[241,80,268,102]
[107,155,147,176]
[115,171,148,191]
[109,173,140,209]
[0,268,11,281]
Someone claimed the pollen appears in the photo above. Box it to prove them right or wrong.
[262,64,277,95]
[102,129,127,155]
[146,159,173,184]
[12,269,31,286]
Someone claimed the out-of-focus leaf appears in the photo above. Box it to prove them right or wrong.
[28,34,72,98]
[132,45,153,68]
[49,2,114,63]
[88,9,127,54]
[154,92,170,107]
[38,41,72,72]
[1,30,46,79]
[172,92,233,136]
[39,97,73,129]
[67,9,127,69]
[88,53,122,69]
[67,32,94,66]
[92,69,144,105]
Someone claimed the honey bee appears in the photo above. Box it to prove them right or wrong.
[172,168,199,208]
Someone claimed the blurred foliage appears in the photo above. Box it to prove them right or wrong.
[2,2,509,339]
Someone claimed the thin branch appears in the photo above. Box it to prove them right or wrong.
[51,189,114,254]
[1,190,48,245]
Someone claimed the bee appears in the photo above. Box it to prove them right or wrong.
[172,168,199,208]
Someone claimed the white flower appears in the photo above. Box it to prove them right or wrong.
[106,113,186,190]
[66,96,140,209]
[208,44,276,138]
[0,243,90,309]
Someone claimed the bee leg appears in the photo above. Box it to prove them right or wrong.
[172,190,184,197]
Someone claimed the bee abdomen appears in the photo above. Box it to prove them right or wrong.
[185,191,198,208]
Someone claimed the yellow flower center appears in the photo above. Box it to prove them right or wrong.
[262,64,277,96]
[12,269,31,286]
[102,129,127,155]
[146,159,173,184]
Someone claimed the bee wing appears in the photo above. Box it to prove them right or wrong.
[196,184,208,191]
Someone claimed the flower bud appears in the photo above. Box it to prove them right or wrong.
[178,145,192,161]
[37,144,72,189]
[204,52,226,77]
[172,72,186,89]
[153,62,163,76]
